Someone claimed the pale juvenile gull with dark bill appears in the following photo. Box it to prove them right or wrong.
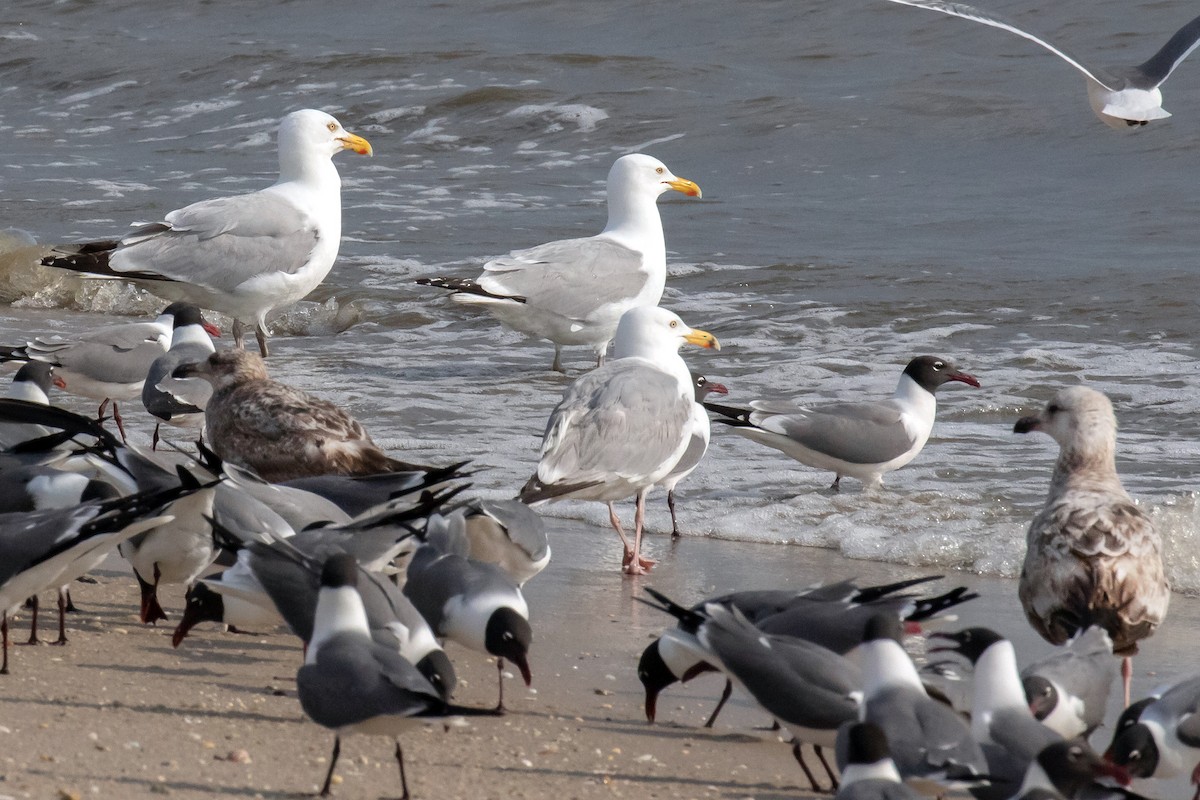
[41,109,372,356]
[1014,386,1169,707]
[881,1,1200,128]
[518,306,719,574]
[417,153,702,372]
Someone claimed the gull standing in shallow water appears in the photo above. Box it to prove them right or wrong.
[41,109,373,356]
[416,154,702,372]
[519,306,719,575]
[706,356,979,491]
[1014,386,1169,707]
[174,349,430,483]
[880,0,1200,128]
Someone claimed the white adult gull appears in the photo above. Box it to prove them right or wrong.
[518,306,719,575]
[880,0,1200,128]
[1014,386,1169,707]
[416,153,702,372]
[41,109,373,356]
[706,355,979,491]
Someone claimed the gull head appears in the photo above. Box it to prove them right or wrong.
[1014,386,1118,454]
[608,153,702,200]
[172,348,270,390]
[613,306,720,363]
[278,109,373,164]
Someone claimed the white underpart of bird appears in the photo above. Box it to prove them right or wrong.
[518,306,720,574]
[880,0,1200,129]
[40,109,373,356]
[417,153,702,372]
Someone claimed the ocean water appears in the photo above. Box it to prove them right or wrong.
[1,0,1199,590]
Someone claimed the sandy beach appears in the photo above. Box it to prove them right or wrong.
[0,518,1193,800]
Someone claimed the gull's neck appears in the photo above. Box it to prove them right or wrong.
[839,758,904,787]
[306,585,370,664]
[971,640,1029,742]
[1050,428,1122,494]
[601,186,666,255]
[892,372,937,417]
[278,144,342,190]
[861,637,924,698]
[170,323,215,351]
[7,380,48,405]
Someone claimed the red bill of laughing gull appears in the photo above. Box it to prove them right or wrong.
[40,109,372,357]
[0,302,218,440]
[174,349,436,482]
[658,372,727,537]
[1014,386,1169,707]
[1018,739,1130,799]
[879,1,1200,129]
[416,154,702,373]
[518,306,720,574]
[706,355,979,492]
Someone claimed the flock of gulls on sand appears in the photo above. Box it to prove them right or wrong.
[4,4,1200,795]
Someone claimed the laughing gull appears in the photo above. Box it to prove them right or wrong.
[142,303,217,449]
[0,302,217,439]
[0,483,190,672]
[0,362,64,450]
[416,154,702,372]
[1103,674,1200,794]
[451,499,550,586]
[519,306,720,574]
[403,516,532,711]
[642,588,861,792]
[1018,739,1131,798]
[1014,386,1169,706]
[927,628,1061,765]
[879,1,1200,128]
[707,355,979,491]
[855,614,988,791]
[835,722,924,799]
[1022,626,1116,740]
[659,373,727,537]
[41,110,373,357]
[174,349,433,482]
[297,554,483,799]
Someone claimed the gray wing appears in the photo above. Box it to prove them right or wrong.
[29,325,166,384]
[297,631,442,729]
[111,192,319,291]
[144,342,213,419]
[750,400,916,465]
[1021,626,1115,730]
[479,237,652,321]
[0,504,99,583]
[1155,676,1200,747]
[1135,13,1200,87]
[882,0,1116,90]
[537,361,692,486]
[465,499,549,562]
[868,685,985,780]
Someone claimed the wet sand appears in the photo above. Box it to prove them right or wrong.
[0,518,1192,799]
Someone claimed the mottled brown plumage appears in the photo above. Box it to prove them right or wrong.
[174,349,420,483]
[1014,386,1168,704]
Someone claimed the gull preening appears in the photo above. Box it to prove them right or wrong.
[41,109,373,356]
[1014,386,1169,706]
[417,154,702,372]
[881,0,1200,128]
[519,306,719,574]
[706,355,979,491]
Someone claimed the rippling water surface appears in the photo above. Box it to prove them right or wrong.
[2,0,1199,589]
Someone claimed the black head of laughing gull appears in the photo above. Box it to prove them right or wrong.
[878,1,1200,129]
[1103,673,1200,791]
[298,553,488,799]
[706,355,979,492]
[1014,386,1168,707]
[1021,626,1116,740]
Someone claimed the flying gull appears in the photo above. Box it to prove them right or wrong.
[416,153,702,372]
[1014,386,1169,706]
[41,109,373,356]
[880,1,1200,128]
[519,306,719,574]
[659,373,727,537]
[174,349,432,482]
[706,355,979,491]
